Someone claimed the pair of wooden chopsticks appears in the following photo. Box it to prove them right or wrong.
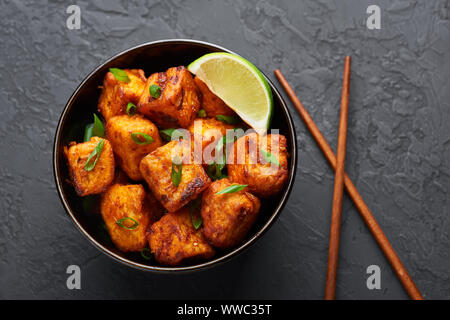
[274,58,423,300]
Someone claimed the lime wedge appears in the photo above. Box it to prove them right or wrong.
[188,53,273,131]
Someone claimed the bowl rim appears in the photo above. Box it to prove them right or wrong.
[53,38,298,273]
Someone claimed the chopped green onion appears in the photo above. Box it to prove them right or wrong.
[216,115,240,125]
[190,198,202,230]
[171,156,182,187]
[83,123,94,142]
[131,132,154,145]
[126,102,137,116]
[216,184,247,195]
[260,149,281,167]
[206,161,227,181]
[197,109,207,118]
[109,68,130,82]
[84,139,105,171]
[84,114,105,142]
[150,84,162,99]
[140,248,152,260]
[116,217,139,230]
[93,114,105,138]
[159,128,183,142]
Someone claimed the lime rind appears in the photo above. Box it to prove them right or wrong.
[188,52,273,131]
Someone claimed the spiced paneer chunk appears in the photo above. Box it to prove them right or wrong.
[139,140,211,212]
[64,137,115,196]
[227,133,289,198]
[138,66,200,128]
[201,178,260,249]
[187,117,235,153]
[106,115,162,181]
[98,69,147,121]
[100,183,152,252]
[148,208,215,266]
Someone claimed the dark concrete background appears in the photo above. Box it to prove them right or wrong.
[0,0,449,299]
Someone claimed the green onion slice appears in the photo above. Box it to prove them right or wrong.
[109,68,130,82]
[141,248,152,260]
[197,109,207,118]
[216,184,247,195]
[84,114,105,142]
[149,84,162,99]
[84,139,105,171]
[131,132,154,145]
[260,149,281,167]
[216,115,240,124]
[93,114,105,138]
[116,217,139,230]
[159,128,183,142]
[190,198,202,230]
[83,123,94,142]
[171,156,182,187]
[126,102,137,116]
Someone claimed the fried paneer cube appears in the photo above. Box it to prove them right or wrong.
[98,69,147,121]
[100,183,152,252]
[137,66,200,128]
[106,115,162,181]
[187,117,235,153]
[64,137,115,196]
[148,208,215,266]
[201,178,260,249]
[227,133,289,198]
[194,76,235,117]
[139,140,211,212]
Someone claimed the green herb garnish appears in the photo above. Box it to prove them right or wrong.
[109,68,130,82]
[131,132,154,145]
[84,139,105,171]
[159,128,184,142]
[171,156,182,187]
[126,102,137,116]
[83,123,94,142]
[190,198,202,230]
[116,217,139,230]
[84,114,105,142]
[150,84,162,99]
[197,109,207,118]
[140,248,152,260]
[216,115,240,125]
[216,184,247,195]
[260,149,280,167]
[206,161,227,181]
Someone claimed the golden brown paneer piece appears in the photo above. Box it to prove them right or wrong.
[187,117,235,153]
[137,66,200,128]
[139,140,211,212]
[194,76,235,117]
[98,69,147,121]
[106,115,162,181]
[227,133,289,198]
[201,178,260,249]
[148,208,215,266]
[100,183,152,252]
[64,137,115,197]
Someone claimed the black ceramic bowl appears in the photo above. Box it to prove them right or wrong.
[53,39,297,272]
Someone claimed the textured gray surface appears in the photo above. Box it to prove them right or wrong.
[0,0,449,299]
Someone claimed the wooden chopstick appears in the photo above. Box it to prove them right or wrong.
[324,56,351,300]
[274,69,423,300]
